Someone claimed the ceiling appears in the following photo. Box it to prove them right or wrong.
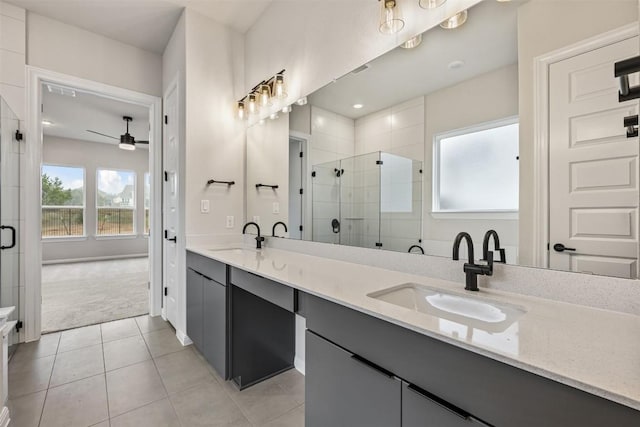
[7,0,274,53]
[42,85,150,148]
[309,0,520,120]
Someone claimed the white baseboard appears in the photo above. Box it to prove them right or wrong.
[175,329,193,346]
[294,355,305,375]
[42,253,149,265]
[0,406,10,427]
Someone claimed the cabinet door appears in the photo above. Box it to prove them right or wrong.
[306,330,401,427]
[186,268,204,351]
[403,382,489,427]
[203,277,227,379]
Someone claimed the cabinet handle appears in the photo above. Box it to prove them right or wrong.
[350,354,395,379]
[407,383,471,420]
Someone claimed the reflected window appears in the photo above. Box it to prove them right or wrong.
[96,169,136,236]
[144,173,150,235]
[434,119,519,212]
[41,164,85,238]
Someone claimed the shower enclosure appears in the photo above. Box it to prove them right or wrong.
[312,151,423,253]
[0,97,21,353]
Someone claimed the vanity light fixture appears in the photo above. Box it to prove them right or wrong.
[401,34,423,49]
[353,104,364,109]
[273,72,287,99]
[419,0,447,9]
[282,105,292,114]
[440,10,468,29]
[379,0,405,35]
[235,69,287,121]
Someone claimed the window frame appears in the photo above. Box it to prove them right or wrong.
[432,116,519,216]
[95,168,137,237]
[143,172,150,236]
[41,163,87,240]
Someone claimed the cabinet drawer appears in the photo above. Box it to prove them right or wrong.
[230,267,294,312]
[306,330,401,427]
[186,251,226,284]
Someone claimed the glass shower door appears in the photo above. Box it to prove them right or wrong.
[0,97,21,351]
[311,160,341,244]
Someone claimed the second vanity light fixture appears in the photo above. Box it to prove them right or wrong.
[378,0,469,35]
[236,70,288,120]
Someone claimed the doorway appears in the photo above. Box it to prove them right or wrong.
[25,68,162,341]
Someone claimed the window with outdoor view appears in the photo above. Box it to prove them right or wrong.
[96,169,136,236]
[144,173,150,235]
[41,165,85,238]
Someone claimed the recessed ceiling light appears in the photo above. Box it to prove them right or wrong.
[42,120,53,126]
[448,60,465,70]
[440,10,468,29]
[353,104,364,109]
[401,34,423,49]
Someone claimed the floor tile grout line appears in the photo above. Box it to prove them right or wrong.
[37,336,61,427]
[100,324,111,424]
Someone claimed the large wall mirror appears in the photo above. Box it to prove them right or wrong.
[246,0,640,279]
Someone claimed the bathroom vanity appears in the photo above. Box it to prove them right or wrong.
[186,246,640,426]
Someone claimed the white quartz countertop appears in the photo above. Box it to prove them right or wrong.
[187,245,640,411]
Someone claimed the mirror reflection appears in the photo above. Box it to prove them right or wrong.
[246,0,640,279]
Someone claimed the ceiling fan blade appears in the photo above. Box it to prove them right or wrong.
[86,130,118,140]
[136,141,150,145]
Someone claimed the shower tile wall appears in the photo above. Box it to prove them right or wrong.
[355,97,424,252]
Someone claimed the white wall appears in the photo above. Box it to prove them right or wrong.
[246,116,290,231]
[27,12,162,96]
[424,63,519,261]
[244,0,482,122]
[41,136,149,262]
[517,0,638,266]
[0,2,26,119]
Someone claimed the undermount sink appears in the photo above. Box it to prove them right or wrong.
[368,283,527,333]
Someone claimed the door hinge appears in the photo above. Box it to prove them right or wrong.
[299,151,304,158]
[164,115,168,125]
[299,188,303,195]
[375,242,383,247]
[164,171,169,182]
[376,160,383,165]
[547,243,550,251]
[299,225,303,232]
[164,287,168,297]
[15,130,23,141]
[147,281,150,290]
[15,320,23,332]
[311,171,316,178]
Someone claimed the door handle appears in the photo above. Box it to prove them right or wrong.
[553,243,576,253]
[164,230,177,243]
[0,225,16,250]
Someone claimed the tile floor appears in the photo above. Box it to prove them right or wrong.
[8,315,305,427]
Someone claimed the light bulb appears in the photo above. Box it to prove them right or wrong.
[248,93,258,115]
[419,0,446,9]
[440,10,468,29]
[274,74,287,99]
[237,101,246,120]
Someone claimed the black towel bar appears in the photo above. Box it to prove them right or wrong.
[207,179,235,186]
[256,184,279,189]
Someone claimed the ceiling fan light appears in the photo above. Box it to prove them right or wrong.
[119,133,136,151]
[419,0,447,9]
[119,142,136,151]
[440,10,468,29]
[379,0,405,35]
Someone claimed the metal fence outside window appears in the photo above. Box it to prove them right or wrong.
[41,206,84,237]
[97,208,135,235]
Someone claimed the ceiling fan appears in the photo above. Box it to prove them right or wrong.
[86,116,149,151]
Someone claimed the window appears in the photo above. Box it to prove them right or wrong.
[41,165,85,238]
[96,169,136,236]
[380,152,414,213]
[144,173,150,235]
[434,119,519,212]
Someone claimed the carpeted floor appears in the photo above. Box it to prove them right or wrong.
[41,258,149,333]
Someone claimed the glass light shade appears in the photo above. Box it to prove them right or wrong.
[237,101,246,120]
[401,34,422,49]
[273,74,287,99]
[419,0,446,9]
[259,84,272,107]
[379,0,405,35]
[440,10,468,29]
[247,93,259,115]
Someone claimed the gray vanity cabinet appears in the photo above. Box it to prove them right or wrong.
[186,251,229,379]
[305,330,401,427]
[186,267,204,351]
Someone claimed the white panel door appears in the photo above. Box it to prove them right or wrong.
[162,81,179,326]
[549,36,639,278]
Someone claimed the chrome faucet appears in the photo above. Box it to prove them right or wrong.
[482,229,506,264]
[452,232,493,292]
[272,221,288,238]
[243,222,265,249]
